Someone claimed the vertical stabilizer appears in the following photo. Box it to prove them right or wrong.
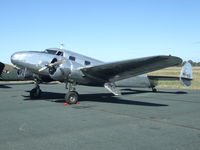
[180,62,193,86]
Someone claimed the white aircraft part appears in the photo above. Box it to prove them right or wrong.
[180,62,193,86]
[104,83,121,96]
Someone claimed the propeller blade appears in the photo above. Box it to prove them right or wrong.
[38,66,48,72]
[38,59,66,72]
[13,65,20,70]
[49,59,66,67]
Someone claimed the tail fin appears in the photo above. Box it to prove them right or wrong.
[180,61,193,86]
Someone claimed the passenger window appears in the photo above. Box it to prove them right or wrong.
[69,56,76,61]
[85,61,91,66]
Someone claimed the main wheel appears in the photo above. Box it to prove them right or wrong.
[152,88,157,92]
[30,88,42,99]
[65,91,79,104]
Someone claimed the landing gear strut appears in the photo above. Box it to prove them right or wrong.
[65,82,79,104]
[30,80,42,99]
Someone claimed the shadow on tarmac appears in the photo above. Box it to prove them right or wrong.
[79,93,168,106]
[23,90,170,107]
[0,85,12,88]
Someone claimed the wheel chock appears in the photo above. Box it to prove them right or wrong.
[64,102,70,106]
[63,102,80,106]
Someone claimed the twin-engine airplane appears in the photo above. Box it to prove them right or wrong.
[10,47,193,104]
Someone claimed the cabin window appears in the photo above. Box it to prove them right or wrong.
[85,61,91,66]
[69,56,76,61]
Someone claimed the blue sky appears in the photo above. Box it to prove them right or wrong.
[0,0,200,64]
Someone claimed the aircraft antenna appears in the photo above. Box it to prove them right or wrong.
[60,44,64,49]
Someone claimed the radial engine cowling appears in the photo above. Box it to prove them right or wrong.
[49,62,71,81]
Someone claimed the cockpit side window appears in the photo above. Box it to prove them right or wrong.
[56,51,63,56]
[85,61,91,66]
[69,56,76,61]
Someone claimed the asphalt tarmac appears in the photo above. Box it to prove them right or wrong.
[0,83,200,150]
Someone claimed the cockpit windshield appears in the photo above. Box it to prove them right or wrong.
[44,49,63,56]
[44,49,57,55]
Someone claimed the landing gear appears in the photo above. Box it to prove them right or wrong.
[152,86,157,92]
[30,86,41,99]
[30,80,42,99]
[65,91,79,104]
[65,82,79,104]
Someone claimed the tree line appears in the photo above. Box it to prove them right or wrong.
[186,60,200,66]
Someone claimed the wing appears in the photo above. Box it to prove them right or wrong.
[81,55,182,82]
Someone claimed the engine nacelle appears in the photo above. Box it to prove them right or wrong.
[49,62,71,81]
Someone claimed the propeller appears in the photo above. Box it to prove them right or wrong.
[38,57,76,81]
[50,59,74,80]
[38,59,66,72]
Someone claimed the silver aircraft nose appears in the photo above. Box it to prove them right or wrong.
[11,52,26,65]
[11,52,18,65]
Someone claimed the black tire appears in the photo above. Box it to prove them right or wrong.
[152,88,157,92]
[65,91,79,104]
[30,88,42,99]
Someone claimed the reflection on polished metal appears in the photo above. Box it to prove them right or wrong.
[10,46,193,104]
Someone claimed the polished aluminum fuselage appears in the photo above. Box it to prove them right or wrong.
[11,48,152,87]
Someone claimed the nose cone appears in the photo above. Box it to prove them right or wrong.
[11,52,26,65]
[11,52,18,65]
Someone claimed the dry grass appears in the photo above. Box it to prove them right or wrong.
[4,64,14,70]
[148,67,200,89]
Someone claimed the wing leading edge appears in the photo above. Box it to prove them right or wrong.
[81,55,182,83]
